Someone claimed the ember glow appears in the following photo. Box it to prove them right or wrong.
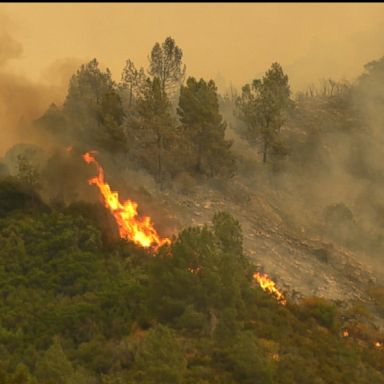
[253,272,287,305]
[375,341,383,348]
[342,330,349,337]
[82,151,170,249]
[272,353,280,361]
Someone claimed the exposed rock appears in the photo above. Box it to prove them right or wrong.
[155,175,382,305]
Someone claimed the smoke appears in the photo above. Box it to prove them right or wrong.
[0,7,382,275]
[0,15,81,156]
[218,53,384,278]
[0,31,22,66]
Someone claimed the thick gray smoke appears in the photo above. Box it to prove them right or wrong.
[0,17,81,156]
[220,60,384,274]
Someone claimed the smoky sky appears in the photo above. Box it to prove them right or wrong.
[1,3,384,93]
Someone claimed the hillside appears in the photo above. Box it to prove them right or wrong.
[157,176,381,303]
[1,35,384,384]
[0,180,383,384]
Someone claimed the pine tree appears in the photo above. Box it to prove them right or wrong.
[63,59,126,152]
[148,36,186,96]
[178,77,235,177]
[129,77,178,185]
[237,63,291,163]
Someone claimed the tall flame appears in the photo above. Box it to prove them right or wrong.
[253,272,287,305]
[82,151,170,249]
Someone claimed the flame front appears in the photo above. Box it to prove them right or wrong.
[83,151,170,249]
[253,272,287,305]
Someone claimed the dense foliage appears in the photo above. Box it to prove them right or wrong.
[237,63,291,163]
[35,37,234,184]
[0,179,382,384]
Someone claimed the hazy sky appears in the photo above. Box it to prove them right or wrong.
[1,3,384,93]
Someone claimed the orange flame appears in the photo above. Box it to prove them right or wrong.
[375,341,383,348]
[253,272,287,305]
[82,151,170,249]
[342,329,349,337]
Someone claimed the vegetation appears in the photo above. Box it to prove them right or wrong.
[1,34,384,383]
[148,36,186,96]
[178,77,235,177]
[128,76,177,185]
[237,63,291,163]
[0,178,382,383]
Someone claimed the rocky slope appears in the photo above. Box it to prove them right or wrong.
[147,176,381,306]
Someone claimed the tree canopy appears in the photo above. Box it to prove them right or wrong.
[237,62,291,163]
[178,77,235,177]
[148,36,186,96]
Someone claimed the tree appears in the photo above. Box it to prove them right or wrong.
[357,56,384,90]
[212,211,243,256]
[96,90,126,153]
[148,36,186,96]
[35,338,75,384]
[64,58,114,121]
[16,154,41,190]
[226,332,275,384]
[130,77,178,185]
[0,162,8,179]
[120,59,146,108]
[237,63,291,163]
[355,56,384,129]
[3,143,44,176]
[0,178,45,216]
[149,213,250,324]
[178,77,235,177]
[34,103,69,142]
[133,325,186,384]
[6,364,34,384]
[63,58,126,152]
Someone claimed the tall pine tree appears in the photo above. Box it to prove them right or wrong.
[178,77,235,177]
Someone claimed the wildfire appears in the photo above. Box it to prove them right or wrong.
[374,341,383,349]
[342,330,349,337]
[188,266,202,274]
[253,272,286,305]
[82,151,170,249]
[272,353,280,361]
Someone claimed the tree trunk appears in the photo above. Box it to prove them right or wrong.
[157,132,163,188]
[129,85,133,107]
[263,140,268,163]
[209,308,218,337]
[196,143,203,173]
[262,120,271,164]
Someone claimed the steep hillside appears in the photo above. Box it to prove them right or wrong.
[0,179,383,384]
[146,176,381,304]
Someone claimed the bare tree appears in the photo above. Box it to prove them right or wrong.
[120,59,146,107]
[148,36,186,96]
